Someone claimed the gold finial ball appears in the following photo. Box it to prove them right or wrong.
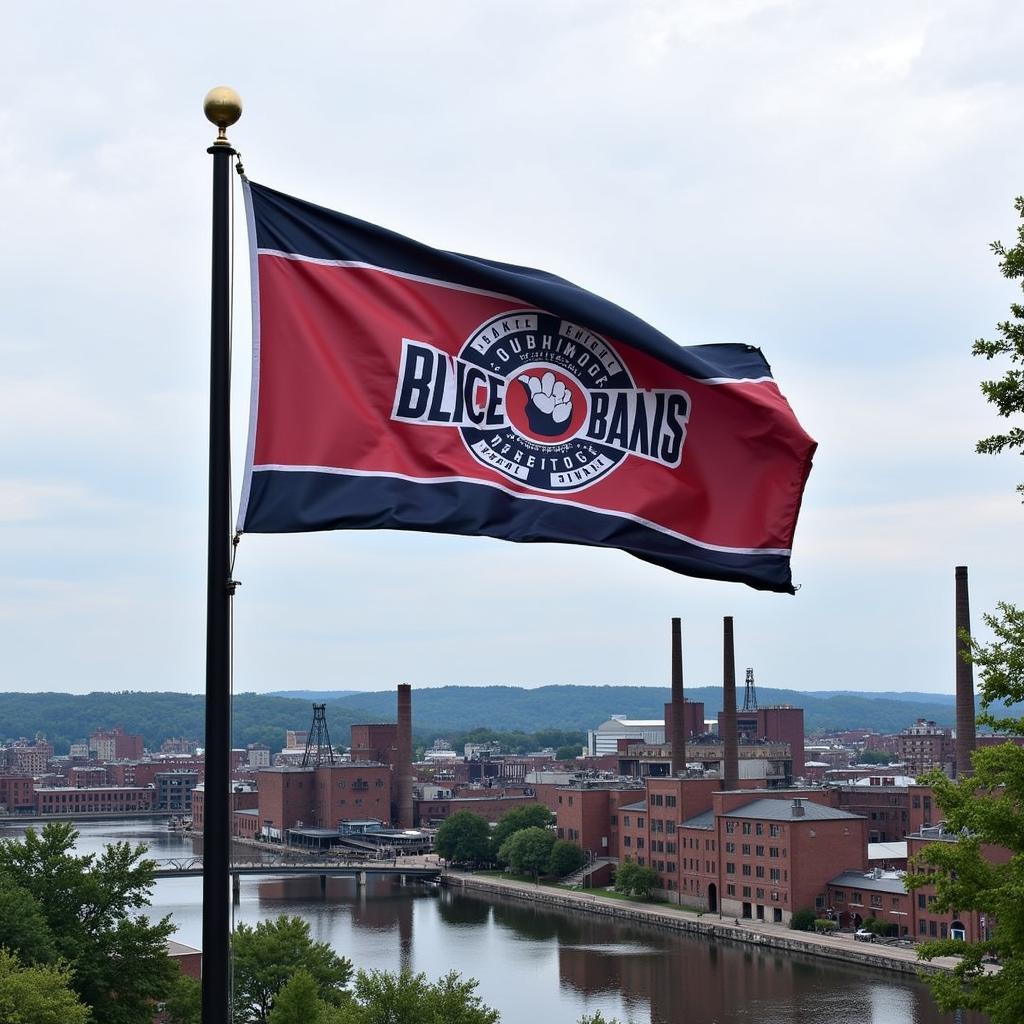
[203,86,243,130]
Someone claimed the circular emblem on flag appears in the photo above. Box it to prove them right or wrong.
[458,310,635,492]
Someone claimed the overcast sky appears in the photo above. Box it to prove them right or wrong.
[3,2,1023,698]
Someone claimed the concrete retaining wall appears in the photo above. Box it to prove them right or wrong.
[442,872,954,977]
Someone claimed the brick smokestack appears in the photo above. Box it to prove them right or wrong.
[722,616,740,790]
[955,566,977,778]
[397,683,414,827]
[670,618,687,776]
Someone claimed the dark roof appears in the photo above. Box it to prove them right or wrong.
[827,870,906,895]
[723,798,863,822]
[680,810,715,830]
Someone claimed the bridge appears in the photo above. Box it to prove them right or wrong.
[151,857,443,897]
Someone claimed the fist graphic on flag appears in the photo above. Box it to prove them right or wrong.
[519,371,573,438]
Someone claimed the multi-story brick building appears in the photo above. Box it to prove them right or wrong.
[156,770,200,812]
[35,785,153,815]
[416,790,539,826]
[834,774,914,843]
[0,775,36,814]
[898,720,953,776]
[89,727,144,762]
[6,739,53,774]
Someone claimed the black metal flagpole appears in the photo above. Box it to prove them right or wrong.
[202,86,242,1024]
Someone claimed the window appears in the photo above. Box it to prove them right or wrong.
[610,815,617,825]
[755,866,765,878]
[756,888,765,899]
[769,847,780,858]
[851,891,863,905]
[725,821,736,834]
[666,821,676,834]
[624,836,632,848]
[769,824,780,837]
[742,844,751,855]
[666,795,677,807]
[742,864,752,876]
[917,894,926,909]
[870,895,882,908]
[755,823,764,836]
[725,842,735,853]
[726,862,736,875]
[742,886,751,898]
[769,868,780,882]
[726,884,736,896]
[834,891,846,903]
[652,794,663,806]
[666,842,676,853]
[755,845,765,857]
[623,816,631,827]
[742,822,752,835]
[637,838,645,849]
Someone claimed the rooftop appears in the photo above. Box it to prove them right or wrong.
[723,798,864,822]
[680,809,715,830]
[618,800,647,812]
[827,869,906,895]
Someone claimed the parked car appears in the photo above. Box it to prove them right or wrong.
[854,929,875,942]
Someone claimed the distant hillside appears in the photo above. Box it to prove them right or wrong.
[265,689,361,701]
[0,685,995,756]
[0,692,375,755]
[321,684,974,736]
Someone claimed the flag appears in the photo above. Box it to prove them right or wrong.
[237,181,816,593]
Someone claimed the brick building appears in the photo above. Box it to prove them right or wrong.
[729,706,806,777]
[156,771,200,812]
[89,727,144,762]
[0,775,36,814]
[35,785,153,814]
[256,762,392,841]
[350,724,399,766]
[834,775,914,843]
[416,791,539,826]
[898,720,953,776]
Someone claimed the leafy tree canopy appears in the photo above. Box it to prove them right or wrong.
[435,811,491,866]
[0,821,178,1024]
[613,859,657,899]
[232,914,352,1024]
[335,968,499,1024]
[907,602,1024,1023]
[498,826,555,880]
[547,839,585,879]
[491,805,554,862]
[973,196,1024,497]
[0,948,91,1024]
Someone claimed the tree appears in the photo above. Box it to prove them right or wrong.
[335,968,499,1024]
[163,974,201,1024]
[906,602,1024,1023]
[547,839,585,879]
[613,859,657,899]
[497,827,555,881]
[0,822,178,1024]
[435,811,491,865]
[555,744,580,761]
[973,196,1024,497]
[232,915,352,1024]
[490,805,554,863]
[0,876,58,964]
[267,970,336,1024]
[789,908,817,932]
[0,948,91,1024]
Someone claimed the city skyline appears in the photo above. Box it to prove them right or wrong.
[3,3,1023,696]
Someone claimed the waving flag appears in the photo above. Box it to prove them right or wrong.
[237,181,816,593]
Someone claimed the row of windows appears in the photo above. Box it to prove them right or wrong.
[649,794,677,807]
[724,821,782,837]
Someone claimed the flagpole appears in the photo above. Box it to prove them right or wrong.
[202,85,241,1024]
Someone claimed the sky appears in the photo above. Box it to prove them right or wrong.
[2,2,1023,698]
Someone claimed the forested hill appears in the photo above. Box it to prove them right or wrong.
[316,685,971,736]
[0,685,978,754]
[0,692,370,755]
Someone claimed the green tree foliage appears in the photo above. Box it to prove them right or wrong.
[0,876,57,964]
[789,908,817,931]
[335,968,499,1024]
[613,859,657,899]
[906,602,1024,1023]
[547,839,585,879]
[0,948,91,1024]
[491,805,554,863]
[555,744,581,761]
[857,750,896,765]
[0,822,178,1024]
[498,827,555,881]
[164,974,201,1024]
[267,969,332,1024]
[435,811,491,865]
[973,196,1024,497]
[232,914,352,1024]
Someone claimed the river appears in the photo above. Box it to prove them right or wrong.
[0,819,985,1024]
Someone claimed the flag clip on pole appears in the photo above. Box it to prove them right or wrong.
[202,85,241,1024]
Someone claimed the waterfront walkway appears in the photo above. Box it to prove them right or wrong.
[444,871,979,978]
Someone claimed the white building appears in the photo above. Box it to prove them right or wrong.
[588,716,666,756]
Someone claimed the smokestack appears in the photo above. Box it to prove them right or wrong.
[670,618,687,776]
[722,616,740,790]
[397,683,414,827]
[955,567,977,778]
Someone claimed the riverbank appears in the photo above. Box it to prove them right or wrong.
[442,871,971,978]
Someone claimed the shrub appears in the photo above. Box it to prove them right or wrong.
[813,919,838,933]
[790,908,817,931]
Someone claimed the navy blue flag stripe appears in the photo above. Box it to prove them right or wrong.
[243,470,797,592]
[247,181,771,384]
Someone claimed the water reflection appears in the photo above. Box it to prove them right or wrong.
[3,821,987,1024]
